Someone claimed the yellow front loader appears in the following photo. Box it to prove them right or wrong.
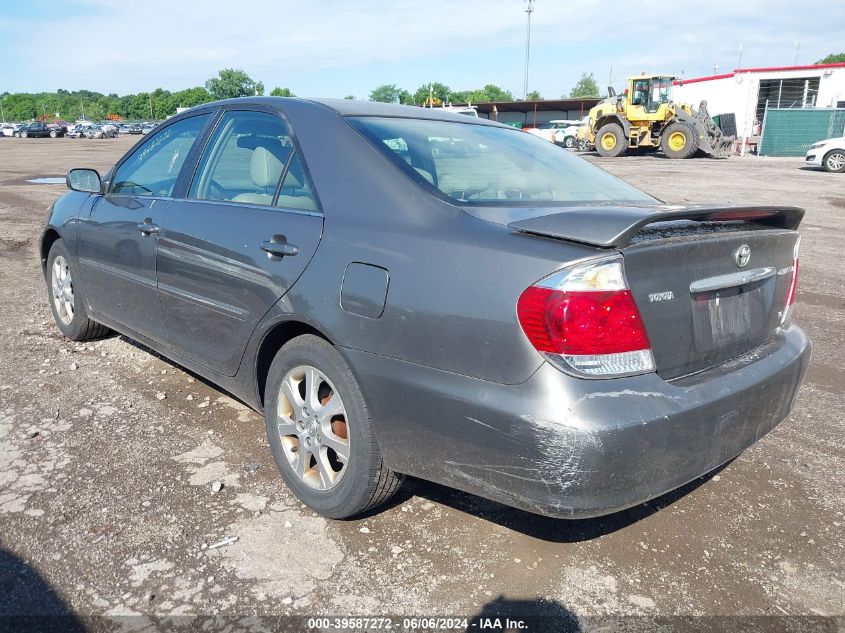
[585,74,734,159]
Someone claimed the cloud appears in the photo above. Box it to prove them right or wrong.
[2,0,843,97]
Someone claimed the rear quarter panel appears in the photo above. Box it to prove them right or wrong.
[270,101,604,385]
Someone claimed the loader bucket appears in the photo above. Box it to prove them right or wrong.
[709,135,735,158]
[694,100,734,158]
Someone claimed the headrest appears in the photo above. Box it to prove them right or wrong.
[250,146,284,188]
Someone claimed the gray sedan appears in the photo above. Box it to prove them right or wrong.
[86,125,117,139]
[41,97,810,519]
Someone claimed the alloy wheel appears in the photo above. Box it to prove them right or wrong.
[826,152,845,172]
[276,365,350,490]
[51,255,74,325]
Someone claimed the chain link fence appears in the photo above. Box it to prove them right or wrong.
[759,108,845,156]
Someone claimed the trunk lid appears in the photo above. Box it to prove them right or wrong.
[505,204,802,380]
[621,224,798,379]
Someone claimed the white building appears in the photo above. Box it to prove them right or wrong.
[673,63,845,138]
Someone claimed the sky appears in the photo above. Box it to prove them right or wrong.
[2,0,844,99]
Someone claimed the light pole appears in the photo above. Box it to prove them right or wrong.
[523,0,535,100]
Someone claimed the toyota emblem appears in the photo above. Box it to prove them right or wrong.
[734,244,751,268]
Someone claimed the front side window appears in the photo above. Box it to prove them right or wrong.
[111,114,209,197]
[349,117,655,206]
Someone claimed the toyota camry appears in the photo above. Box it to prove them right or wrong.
[41,97,811,519]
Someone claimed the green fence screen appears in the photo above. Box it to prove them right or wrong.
[759,108,845,156]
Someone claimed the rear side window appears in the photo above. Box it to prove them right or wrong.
[188,110,319,211]
[111,114,209,197]
[348,116,654,206]
[189,111,292,206]
[275,153,318,211]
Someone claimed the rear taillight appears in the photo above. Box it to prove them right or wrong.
[781,236,800,323]
[786,259,799,305]
[517,257,655,377]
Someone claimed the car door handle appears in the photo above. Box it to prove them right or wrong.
[260,240,298,258]
[137,221,160,236]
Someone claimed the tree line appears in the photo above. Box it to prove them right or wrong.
[367,73,601,105]
[5,54,843,123]
[0,69,293,122]
[1,68,605,122]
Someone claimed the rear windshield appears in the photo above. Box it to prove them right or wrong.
[348,116,655,206]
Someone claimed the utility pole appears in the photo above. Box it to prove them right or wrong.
[0,99,5,123]
[149,94,154,119]
[523,0,535,100]
[793,42,800,65]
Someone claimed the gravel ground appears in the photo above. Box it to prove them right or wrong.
[0,136,843,631]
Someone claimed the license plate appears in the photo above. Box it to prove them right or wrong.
[691,281,772,352]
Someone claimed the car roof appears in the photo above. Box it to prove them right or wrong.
[195,96,505,127]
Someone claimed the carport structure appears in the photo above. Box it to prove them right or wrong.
[457,98,602,128]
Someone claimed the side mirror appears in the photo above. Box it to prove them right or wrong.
[66,168,102,194]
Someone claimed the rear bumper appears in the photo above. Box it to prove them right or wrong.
[343,324,811,518]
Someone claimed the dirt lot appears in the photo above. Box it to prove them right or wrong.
[1,135,843,630]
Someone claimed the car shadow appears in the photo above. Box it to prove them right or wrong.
[117,334,256,409]
[114,334,728,540]
[466,596,581,632]
[0,548,85,632]
[405,463,728,543]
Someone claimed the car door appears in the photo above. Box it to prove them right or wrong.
[76,112,212,344]
[156,107,323,376]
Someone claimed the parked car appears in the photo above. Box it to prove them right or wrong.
[43,98,810,520]
[141,123,155,135]
[526,119,583,148]
[0,123,16,137]
[805,137,845,173]
[127,123,143,134]
[66,124,90,139]
[19,122,65,138]
[86,125,117,139]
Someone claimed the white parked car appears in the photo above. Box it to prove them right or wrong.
[526,119,585,148]
[805,137,845,173]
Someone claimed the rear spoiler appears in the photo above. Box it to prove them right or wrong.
[507,205,805,249]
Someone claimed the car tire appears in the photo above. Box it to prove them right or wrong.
[49,130,57,138]
[595,123,628,157]
[563,135,575,149]
[661,122,699,159]
[577,138,590,151]
[46,240,110,341]
[823,149,845,173]
[264,334,403,519]
[21,131,27,138]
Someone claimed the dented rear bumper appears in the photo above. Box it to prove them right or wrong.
[343,324,811,519]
